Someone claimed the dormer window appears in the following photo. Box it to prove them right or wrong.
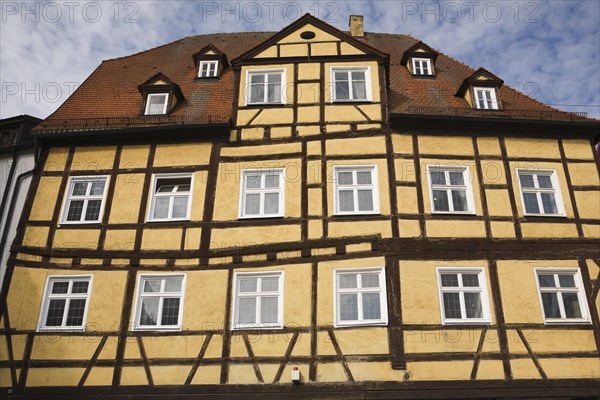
[138,73,184,116]
[412,58,433,76]
[145,93,169,115]
[199,60,219,78]
[401,41,438,78]
[473,87,498,110]
[456,68,504,111]
[193,44,228,80]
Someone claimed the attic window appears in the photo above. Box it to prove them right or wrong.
[198,60,219,78]
[412,58,433,76]
[473,87,498,110]
[145,93,169,115]
[300,31,316,40]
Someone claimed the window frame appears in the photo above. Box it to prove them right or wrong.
[426,165,476,215]
[436,267,492,325]
[516,169,566,217]
[132,273,186,331]
[238,168,285,219]
[330,66,372,102]
[333,267,388,328]
[245,69,286,105]
[333,165,380,216]
[198,60,219,78]
[473,87,499,110]
[144,93,169,115]
[146,173,194,222]
[412,57,433,76]
[59,175,109,225]
[534,268,591,324]
[231,271,284,330]
[37,275,93,332]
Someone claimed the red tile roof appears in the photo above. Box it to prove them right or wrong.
[37,27,593,132]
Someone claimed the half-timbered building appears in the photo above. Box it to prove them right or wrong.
[1,14,599,399]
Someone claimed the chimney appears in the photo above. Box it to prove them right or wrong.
[349,15,364,37]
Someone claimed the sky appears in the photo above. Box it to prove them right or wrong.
[1,0,599,119]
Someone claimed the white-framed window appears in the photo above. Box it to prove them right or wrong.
[331,66,371,102]
[198,60,219,78]
[412,58,433,75]
[38,275,93,331]
[516,169,565,217]
[427,165,475,214]
[144,93,169,115]
[333,165,379,215]
[232,271,284,330]
[60,176,109,224]
[473,87,498,110]
[132,274,186,331]
[334,268,387,327]
[436,268,491,324]
[534,268,590,324]
[246,69,285,105]
[239,169,285,219]
[147,174,193,222]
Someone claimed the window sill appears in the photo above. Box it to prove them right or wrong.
[334,321,388,328]
[441,320,492,325]
[331,100,372,105]
[522,214,567,219]
[132,326,182,332]
[38,326,86,332]
[333,212,381,217]
[146,218,191,223]
[244,102,286,107]
[431,211,476,216]
[542,319,591,325]
[238,215,284,220]
[232,324,283,331]
[58,221,102,226]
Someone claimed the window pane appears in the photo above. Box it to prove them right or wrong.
[52,281,69,294]
[238,297,256,324]
[362,293,381,320]
[432,190,449,212]
[361,274,379,288]
[558,274,575,288]
[164,279,182,292]
[148,95,166,114]
[153,198,169,219]
[260,296,278,323]
[245,173,261,189]
[249,84,264,103]
[337,172,353,185]
[72,281,89,294]
[448,171,464,185]
[84,199,102,221]
[540,193,558,215]
[462,274,479,287]
[334,72,348,81]
[523,193,540,214]
[338,190,354,212]
[351,71,365,81]
[464,293,483,318]
[451,190,468,212]
[161,298,180,325]
[139,298,159,325]
[239,278,257,293]
[143,280,161,293]
[172,197,188,218]
[45,299,66,326]
[267,73,281,84]
[250,74,265,84]
[90,181,105,195]
[265,174,279,188]
[441,274,459,287]
[357,190,374,211]
[335,81,350,100]
[264,193,279,214]
[176,184,190,192]
[356,171,372,185]
[430,171,445,185]
[245,193,261,215]
[267,82,281,103]
[65,299,86,326]
[66,200,84,221]
[157,185,175,193]
[261,277,278,292]
[339,274,357,289]
[351,80,367,100]
[443,292,461,319]
[519,174,535,188]
[562,293,582,319]
[339,293,358,321]
[537,175,552,189]
[538,274,556,287]
[541,293,560,319]
[72,182,87,196]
